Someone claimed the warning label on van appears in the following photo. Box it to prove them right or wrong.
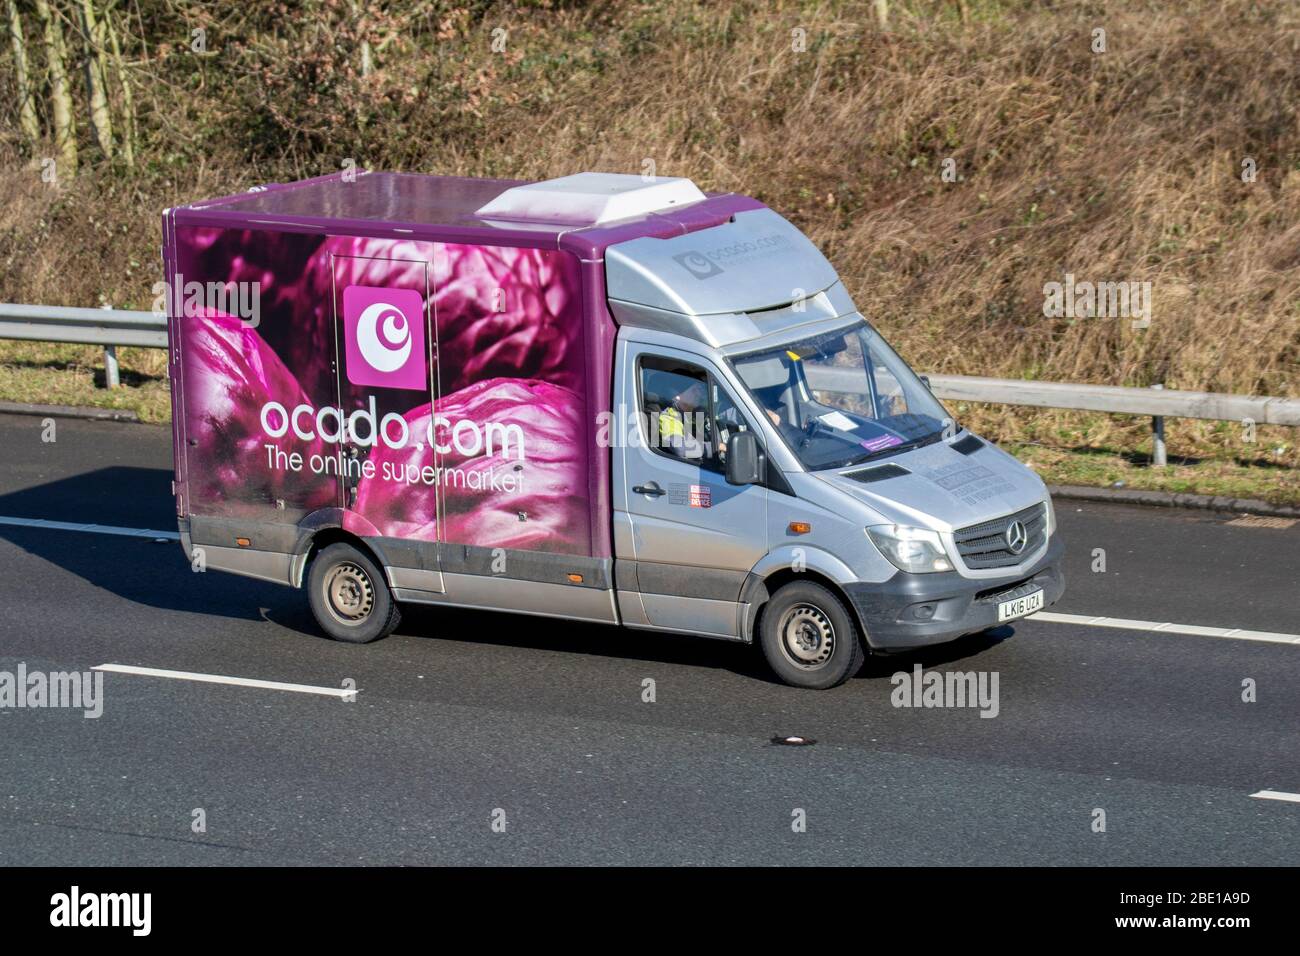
[669,484,712,508]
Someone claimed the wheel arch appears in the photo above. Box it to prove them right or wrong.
[291,527,386,589]
[742,566,870,648]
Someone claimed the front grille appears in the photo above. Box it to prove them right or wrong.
[954,502,1047,570]
[976,578,1040,604]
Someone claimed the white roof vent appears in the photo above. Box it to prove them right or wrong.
[475,172,707,226]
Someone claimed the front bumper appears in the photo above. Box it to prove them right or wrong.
[844,534,1065,651]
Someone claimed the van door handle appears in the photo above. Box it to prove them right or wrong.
[632,482,667,498]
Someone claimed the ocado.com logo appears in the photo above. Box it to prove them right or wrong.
[343,285,426,390]
[258,397,527,460]
[356,302,412,372]
[671,251,723,279]
[671,232,791,280]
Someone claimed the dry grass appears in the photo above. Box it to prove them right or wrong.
[0,0,1296,477]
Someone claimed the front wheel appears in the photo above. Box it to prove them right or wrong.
[758,581,864,689]
[307,542,401,644]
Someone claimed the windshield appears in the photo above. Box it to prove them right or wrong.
[728,321,952,471]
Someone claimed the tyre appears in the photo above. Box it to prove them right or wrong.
[307,542,401,644]
[758,581,864,689]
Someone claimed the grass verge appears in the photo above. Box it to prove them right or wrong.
[0,342,170,423]
[1008,443,1300,507]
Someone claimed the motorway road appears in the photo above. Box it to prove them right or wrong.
[0,412,1296,865]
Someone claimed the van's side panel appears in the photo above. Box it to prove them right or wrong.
[429,239,593,556]
[169,220,607,608]
[170,225,344,528]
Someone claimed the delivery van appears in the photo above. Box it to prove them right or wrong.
[162,170,1064,688]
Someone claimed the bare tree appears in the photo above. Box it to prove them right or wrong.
[103,0,133,166]
[77,0,114,157]
[350,0,372,78]
[33,0,76,172]
[6,0,42,149]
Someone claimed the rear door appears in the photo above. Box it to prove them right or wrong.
[331,253,442,588]
[615,342,768,637]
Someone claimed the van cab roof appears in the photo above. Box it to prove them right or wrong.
[171,170,764,259]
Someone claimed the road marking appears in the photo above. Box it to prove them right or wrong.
[1028,611,1300,645]
[0,515,178,540]
[93,664,353,699]
[1250,790,1300,804]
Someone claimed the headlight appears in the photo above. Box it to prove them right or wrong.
[1045,496,1056,536]
[866,525,953,573]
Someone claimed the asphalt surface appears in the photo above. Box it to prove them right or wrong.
[0,412,1296,865]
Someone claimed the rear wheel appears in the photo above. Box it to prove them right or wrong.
[307,542,401,644]
[758,581,864,689]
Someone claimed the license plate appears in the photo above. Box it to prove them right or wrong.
[997,588,1044,622]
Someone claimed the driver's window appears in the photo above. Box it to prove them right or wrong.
[639,357,709,464]
[638,356,754,474]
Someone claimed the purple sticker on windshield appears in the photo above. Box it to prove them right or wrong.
[861,434,904,452]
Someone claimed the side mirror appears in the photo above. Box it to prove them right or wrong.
[726,430,763,486]
[919,374,932,390]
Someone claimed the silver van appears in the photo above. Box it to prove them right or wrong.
[165,171,1064,689]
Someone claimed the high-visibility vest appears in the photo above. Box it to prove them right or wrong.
[659,407,685,442]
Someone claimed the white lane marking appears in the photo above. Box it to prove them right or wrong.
[0,515,178,540]
[1250,790,1300,804]
[93,664,353,699]
[1028,611,1300,645]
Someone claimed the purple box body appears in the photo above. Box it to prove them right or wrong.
[162,171,762,561]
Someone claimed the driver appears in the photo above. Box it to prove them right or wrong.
[657,378,708,460]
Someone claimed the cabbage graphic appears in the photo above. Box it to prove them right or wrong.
[432,243,584,395]
[180,311,335,514]
[176,226,333,401]
[353,378,590,554]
